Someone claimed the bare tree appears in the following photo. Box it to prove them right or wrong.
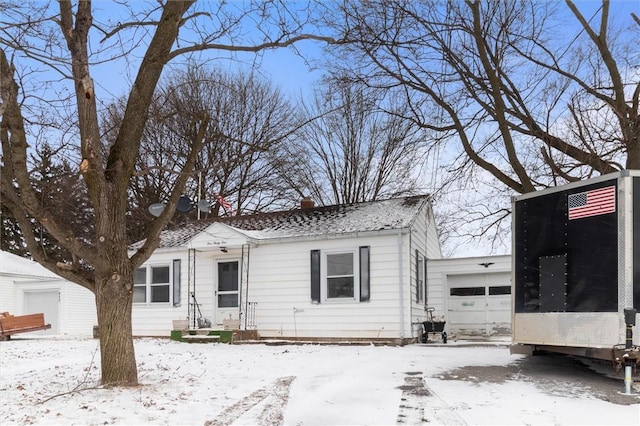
[281,77,426,205]
[108,64,302,239]
[1,1,335,386]
[167,65,301,215]
[327,0,639,251]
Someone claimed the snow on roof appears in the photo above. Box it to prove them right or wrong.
[0,251,61,279]
[135,195,429,249]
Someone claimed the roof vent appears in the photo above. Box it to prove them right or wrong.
[301,196,315,209]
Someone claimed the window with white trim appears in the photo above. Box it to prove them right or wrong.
[134,264,172,304]
[326,251,356,299]
[311,247,370,303]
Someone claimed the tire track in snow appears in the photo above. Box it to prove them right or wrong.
[397,374,466,425]
[205,376,295,426]
[258,376,295,425]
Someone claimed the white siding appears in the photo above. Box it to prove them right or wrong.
[247,233,407,339]
[59,282,97,335]
[132,200,445,340]
[132,248,240,336]
[12,280,97,336]
[0,276,17,313]
[1,252,97,336]
[134,232,417,339]
[427,255,511,338]
[408,201,443,339]
[132,250,190,336]
[192,250,240,327]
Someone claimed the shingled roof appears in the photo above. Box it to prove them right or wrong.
[137,195,430,249]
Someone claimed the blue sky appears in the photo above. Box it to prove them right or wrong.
[219,0,640,99]
[84,1,330,104]
[84,0,639,106]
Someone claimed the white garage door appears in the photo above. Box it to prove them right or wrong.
[447,272,511,338]
[24,290,59,335]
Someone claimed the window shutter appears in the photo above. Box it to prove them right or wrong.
[359,246,370,302]
[415,249,419,303]
[424,257,428,305]
[310,250,321,303]
[173,259,181,307]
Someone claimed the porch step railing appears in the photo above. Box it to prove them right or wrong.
[245,302,257,330]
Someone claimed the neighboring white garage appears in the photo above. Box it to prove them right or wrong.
[427,255,511,339]
[0,251,97,337]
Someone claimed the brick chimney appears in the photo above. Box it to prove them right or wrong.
[301,196,315,209]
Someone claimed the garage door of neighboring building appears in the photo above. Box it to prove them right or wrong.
[24,290,59,335]
[447,272,511,338]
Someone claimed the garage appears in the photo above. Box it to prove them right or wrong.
[24,290,59,335]
[447,271,511,339]
[1,251,97,336]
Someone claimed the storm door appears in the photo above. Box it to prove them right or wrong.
[215,260,239,324]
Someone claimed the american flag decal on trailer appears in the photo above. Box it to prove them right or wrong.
[567,185,616,220]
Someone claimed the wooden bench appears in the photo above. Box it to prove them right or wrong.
[0,312,51,341]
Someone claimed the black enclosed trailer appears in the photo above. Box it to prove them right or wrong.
[511,170,639,368]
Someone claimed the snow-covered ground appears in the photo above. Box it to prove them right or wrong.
[0,337,638,425]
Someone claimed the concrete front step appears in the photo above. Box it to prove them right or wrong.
[185,328,224,335]
[170,328,259,344]
[181,334,221,344]
[170,329,234,344]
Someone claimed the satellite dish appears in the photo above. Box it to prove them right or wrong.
[197,199,210,213]
[148,203,165,217]
[176,196,194,213]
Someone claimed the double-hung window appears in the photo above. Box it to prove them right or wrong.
[134,264,172,304]
[311,247,370,303]
[326,252,356,299]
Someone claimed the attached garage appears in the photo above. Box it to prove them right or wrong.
[427,255,511,340]
[447,272,511,338]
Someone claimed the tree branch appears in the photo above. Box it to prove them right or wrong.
[167,34,342,61]
[130,114,209,268]
[97,11,210,43]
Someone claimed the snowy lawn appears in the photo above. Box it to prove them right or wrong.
[0,337,638,425]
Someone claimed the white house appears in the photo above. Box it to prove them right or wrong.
[0,251,97,336]
[131,195,442,343]
[427,255,512,339]
[1,197,512,343]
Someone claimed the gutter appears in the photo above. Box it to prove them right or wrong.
[245,227,412,247]
[1,273,63,280]
[141,226,412,253]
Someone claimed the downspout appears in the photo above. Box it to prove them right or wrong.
[425,202,429,307]
[398,232,405,339]
[188,248,197,329]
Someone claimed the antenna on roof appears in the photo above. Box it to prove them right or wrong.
[197,199,210,213]
[176,196,194,213]
[148,203,165,217]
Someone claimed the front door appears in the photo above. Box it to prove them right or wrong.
[215,260,239,325]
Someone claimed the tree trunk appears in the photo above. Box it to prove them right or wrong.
[626,117,640,169]
[95,274,137,387]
